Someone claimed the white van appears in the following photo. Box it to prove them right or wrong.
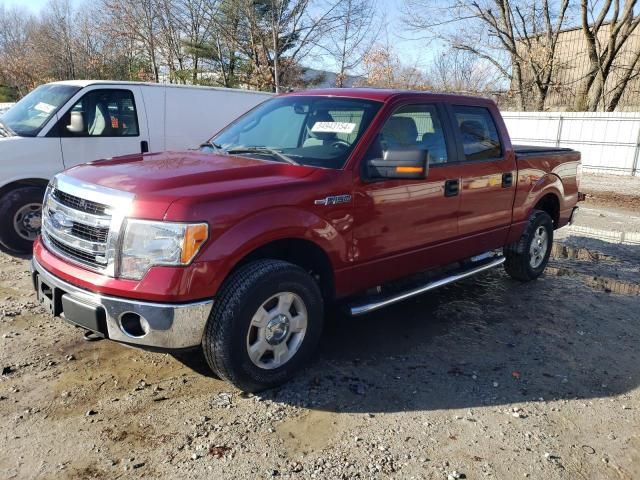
[0,81,272,253]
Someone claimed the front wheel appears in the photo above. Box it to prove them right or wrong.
[0,186,45,254]
[202,259,324,392]
[504,210,554,282]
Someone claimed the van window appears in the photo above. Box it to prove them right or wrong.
[1,84,80,137]
[452,106,502,161]
[60,89,139,137]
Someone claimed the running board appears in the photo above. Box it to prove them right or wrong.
[349,256,505,316]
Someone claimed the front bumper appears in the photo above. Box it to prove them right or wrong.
[31,257,212,349]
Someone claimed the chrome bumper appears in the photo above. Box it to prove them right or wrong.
[31,258,212,349]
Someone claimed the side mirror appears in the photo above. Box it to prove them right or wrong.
[366,148,429,180]
[66,111,84,134]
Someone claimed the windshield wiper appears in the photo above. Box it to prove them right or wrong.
[226,147,300,166]
[0,120,15,138]
[199,140,224,152]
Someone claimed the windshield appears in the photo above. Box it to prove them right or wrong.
[209,96,382,169]
[1,84,80,137]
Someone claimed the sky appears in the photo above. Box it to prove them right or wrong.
[2,0,52,11]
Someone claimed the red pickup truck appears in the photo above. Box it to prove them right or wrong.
[31,89,582,391]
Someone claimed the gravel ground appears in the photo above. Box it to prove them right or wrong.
[581,172,640,211]
[1,174,639,480]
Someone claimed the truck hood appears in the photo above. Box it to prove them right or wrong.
[66,150,317,194]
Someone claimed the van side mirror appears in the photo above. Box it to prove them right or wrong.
[366,148,429,180]
[66,111,84,134]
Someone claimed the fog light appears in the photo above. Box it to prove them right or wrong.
[119,312,149,338]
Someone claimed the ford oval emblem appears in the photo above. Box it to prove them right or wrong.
[51,211,74,229]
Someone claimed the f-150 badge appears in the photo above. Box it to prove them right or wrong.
[314,195,352,206]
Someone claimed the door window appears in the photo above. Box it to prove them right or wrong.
[452,106,502,161]
[368,104,449,164]
[59,89,139,137]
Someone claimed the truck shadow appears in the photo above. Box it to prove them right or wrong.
[255,235,640,413]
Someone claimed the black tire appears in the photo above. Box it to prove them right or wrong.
[202,259,324,392]
[0,186,46,254]
[503,210,554,282]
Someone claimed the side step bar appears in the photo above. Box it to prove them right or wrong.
[349,256,505,316]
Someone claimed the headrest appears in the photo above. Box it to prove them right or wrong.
[460,120,485,139]
[382,116,418,146]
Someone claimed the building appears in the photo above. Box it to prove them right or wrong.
[536,22,640,111]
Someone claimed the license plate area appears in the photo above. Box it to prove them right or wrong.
[36,274,63,316]
[35,274,108,337]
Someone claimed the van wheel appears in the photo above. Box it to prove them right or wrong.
[202,259,324,392]
[0,186,45,254]
[503,210,554,282]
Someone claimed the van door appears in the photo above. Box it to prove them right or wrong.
[54,86,150,168]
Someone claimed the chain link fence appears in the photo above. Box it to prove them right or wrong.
[502,111,640,176]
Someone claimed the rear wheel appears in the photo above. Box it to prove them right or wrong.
[202,259,324,392]
[0,186,45,254]
[504,210,554,281]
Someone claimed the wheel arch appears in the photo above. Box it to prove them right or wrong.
[0,178,49,200]
[526,173,565,227]
[533,192,561,226]
[227,237,336,303]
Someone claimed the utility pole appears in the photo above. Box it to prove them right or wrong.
[272,0,280,93]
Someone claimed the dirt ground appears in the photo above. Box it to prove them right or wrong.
[1,173,639,480]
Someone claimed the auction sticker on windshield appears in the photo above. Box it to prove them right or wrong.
[311,122,356,134]
[34,102,55,114]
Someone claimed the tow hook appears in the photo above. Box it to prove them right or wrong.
[83,330,104,342]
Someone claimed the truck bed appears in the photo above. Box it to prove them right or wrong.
[514,145,576,157]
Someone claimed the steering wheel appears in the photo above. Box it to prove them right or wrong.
[331,140,350,150]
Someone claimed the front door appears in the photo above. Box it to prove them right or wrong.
[54,86,149,168]
[349,102,464,291]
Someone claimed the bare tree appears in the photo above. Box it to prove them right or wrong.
[403,0,570,110]
[428,48,503,94]
[0,4,39,96]
[249,0,341,92]
[320,0,379,87]
[36,0,78,80]
[576,0,640,111]
[358,41,431,89]
[102,0,162,82]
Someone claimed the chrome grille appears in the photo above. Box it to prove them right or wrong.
[41,174,134,276]
[48,236,104,266]
[52,189,109,216]
[71,223,109,243]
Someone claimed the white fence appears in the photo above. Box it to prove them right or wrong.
[502,111,640,176]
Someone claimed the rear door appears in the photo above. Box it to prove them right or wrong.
[446,103,517,251]
[54,86,150,168]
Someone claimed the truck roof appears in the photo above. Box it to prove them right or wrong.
[284,88,496,105]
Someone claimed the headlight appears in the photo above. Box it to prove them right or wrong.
[119,219,208,280]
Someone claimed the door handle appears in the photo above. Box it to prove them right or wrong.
[502,172,513,188]
[141,140,149,153]
[444,179,459,197]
